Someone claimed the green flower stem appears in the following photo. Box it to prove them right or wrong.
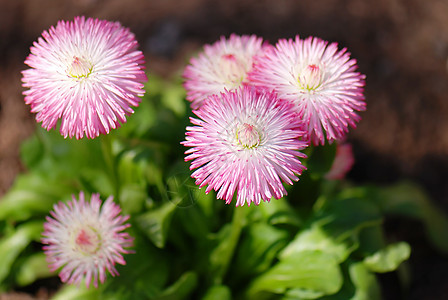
[211,206,247,285]
[101,134,120,199]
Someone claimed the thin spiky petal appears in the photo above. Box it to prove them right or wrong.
[22,16,147,139]
[248,36,366,145]
[42,192,133,288]
[183,34,270,109]
[182,86,308,206]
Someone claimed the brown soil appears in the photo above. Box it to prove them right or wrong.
[1,0,448,299]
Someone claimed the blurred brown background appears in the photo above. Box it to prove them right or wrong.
[1,0,448,299]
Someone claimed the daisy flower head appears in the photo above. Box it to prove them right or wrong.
[183,34,270,109]
[182,86,308,207]
[324,142,355,180]
[248,36,366,145]
[22,16,147,139]
[41,192,133,288]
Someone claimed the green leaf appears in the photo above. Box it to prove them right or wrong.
[119,183,147,215]
[21,127,107,177]
[375,181,448,253]
[258,197,302,227]
[363,242,411,273]
[19,131,44,169]
[314,187,383,238]
[104,232,170,299]
[136,202,177,248]
[79,168,115,197]
[319,261,381,300]
[117,92,158,138]
[156,271,198,300]
[248,250,343,299]
[51,284,102,300]
[0,221,43,284]
[0,173,76,221]
[279,223,358,264]
[349,262,381,300]
[233,222,290,278]
[161,79,187,117]
[15,252,53,286]
[202,285,232,300]
[284,287,328,299]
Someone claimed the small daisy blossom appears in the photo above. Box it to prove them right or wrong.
[324,142,355,180]
[182,86,308,206]
[183,34,270,109]
[22,16,147,139]
[41,192,133,288]
[248,35,366,145]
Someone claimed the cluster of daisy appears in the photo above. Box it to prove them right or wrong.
[21,15,365,288]
[22,17,140,288]
[182,34,365,206]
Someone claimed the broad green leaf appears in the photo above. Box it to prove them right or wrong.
[248,250,343,299]
[258,197,302,227]
[104,233,170,299]
[79,168,115,197]
[116,92,157,138]
[161,79,187,117]
[0,221,43,284]
[314,188,383,238]
[119,183,147,215]
[319,261,381,300]
[202,284,232,300]
[19,130,44,169]
[363,242,411,273]
[349,262,381,300]
[284,287,328,299]
[233,222,289,278]
[15,252,53,286]
[156,271,198,300]
[0,173,76,221]
[21,127,106,177]
[136,202,177,248]
[51,284,102,300]
[279,223,358,264]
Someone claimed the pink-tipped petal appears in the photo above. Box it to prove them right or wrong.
[248,35,366,145]
[182,86,309,206]
[22,16,147,139]
[41,192,133,288]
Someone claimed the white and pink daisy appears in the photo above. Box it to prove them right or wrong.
[22,16,147,139]
[248,36,366,145]
[182,86,308,206]
[183,34,270,109]
[42,192,133,288]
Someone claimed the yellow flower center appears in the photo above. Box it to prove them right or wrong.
[298,64,323,91]
[236,123,260,149]
[219,53,246,86]
[73,226,101,255]
[68,56,93,79]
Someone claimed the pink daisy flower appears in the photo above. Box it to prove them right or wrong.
[248,36,366,145]
[42,192,133,288]
[183,34,269,109]
[182,86,308,206]
[22,16,147,139]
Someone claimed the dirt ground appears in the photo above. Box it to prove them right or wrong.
[1,0,448,299]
